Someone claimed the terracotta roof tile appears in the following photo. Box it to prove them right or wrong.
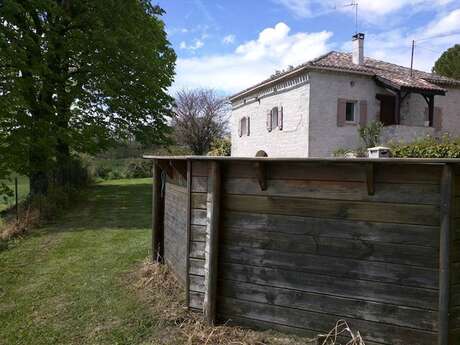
[230,51,460,100]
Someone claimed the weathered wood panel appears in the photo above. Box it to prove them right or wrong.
[164,181,188,284]
[224,194,439,226]
[219,297,437,345]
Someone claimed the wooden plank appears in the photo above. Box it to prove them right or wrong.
[190,291,204,310]
[440,164,453,345]
[152,161,164,262]
[192,161,208,177]
[221,227,438,268]
[218,280,437,331]
[219,297,437,345]
[190,241,205,259]
[191,225,206,242]
[190,258,205,276]
[203,161,221,325]
[223,211,439,247]
[220,245,438,288]
[224,178,440,205]
[191,192,207,209]
[190,274,205,292]
[192,176,208,193]
[224,194,439,226]
[191,209,207,226]
[367,162,375,196]
[224,161,442,184]
[220,262,438,309]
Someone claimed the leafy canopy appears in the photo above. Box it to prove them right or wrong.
[433,44,460,80]
[0,0,176,178]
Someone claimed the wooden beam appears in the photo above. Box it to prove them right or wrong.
[366,163,375,196]
[171,160,187,180]
[395,90,401,125]
[152,160,164,263]
[185,160,192,309]
[204,161,222,325]
[428,95,434,127]
[439,164,453,345]
[254,162,267,191]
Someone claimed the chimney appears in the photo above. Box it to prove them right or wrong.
[352,33,365,65]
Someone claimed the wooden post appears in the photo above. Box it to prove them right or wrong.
[152,160,164,263]
[185,160,192,309]
[366,163,375,196]
[204,161,222,325]
[428,95,435,127]
[439,164,453,345]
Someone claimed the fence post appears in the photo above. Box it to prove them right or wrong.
[185,160,192,309]
[15,177,18,221]
[152,160,164,263]
[439,163,453,345]
[204,161,222,325]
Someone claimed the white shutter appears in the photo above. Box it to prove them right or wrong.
[279,106,284,130]
[238,118,242,137]
[266,110,272,132]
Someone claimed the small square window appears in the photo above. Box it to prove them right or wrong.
[345,102,356,122]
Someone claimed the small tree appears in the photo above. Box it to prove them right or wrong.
[433,44,460,79]
[358,121,384,148]
[208,137,231,156]
[172,89,229,155]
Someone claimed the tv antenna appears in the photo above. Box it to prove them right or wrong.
[341,1,359,34]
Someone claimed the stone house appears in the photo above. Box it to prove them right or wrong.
[230,33,460,157]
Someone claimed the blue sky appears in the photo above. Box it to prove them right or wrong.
[158,0,460,95]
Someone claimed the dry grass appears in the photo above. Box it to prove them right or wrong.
[0,205,40,242]
[133,259,366,345]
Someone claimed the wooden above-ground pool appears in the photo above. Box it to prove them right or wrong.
[144,156,460,345]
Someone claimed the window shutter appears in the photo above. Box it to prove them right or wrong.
[246,116,250,136]
[359,100,368,126]
[337,98,346,127]
[434,107,443,130]
[266,110,272,132]
[279,106,284,130]
[238,118,242,137]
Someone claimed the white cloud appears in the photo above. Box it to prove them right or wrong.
[222,34,236,44]
[173,23,333,94]
[179,39,205,51]
[422,8,460,39]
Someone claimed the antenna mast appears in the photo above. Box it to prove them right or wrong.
[343,1,359,33]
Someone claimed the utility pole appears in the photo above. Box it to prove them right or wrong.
[410,40,415,77]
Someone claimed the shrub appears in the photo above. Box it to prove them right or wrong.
[208,138,231,156]
[126,159,153,178]
[390,135,460,158]
[358,121,384,148]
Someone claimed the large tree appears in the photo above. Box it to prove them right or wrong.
[433,44,460,80]
[172,89,229,155]
[0,0,175,195]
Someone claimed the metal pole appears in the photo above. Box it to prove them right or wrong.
[15,177,18,221]
[410,40,415,77]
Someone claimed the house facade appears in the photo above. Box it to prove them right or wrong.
[230,34,460,157]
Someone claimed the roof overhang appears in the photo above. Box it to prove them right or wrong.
[375,76,446,96]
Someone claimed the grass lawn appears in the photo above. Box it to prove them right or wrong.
[0,175,29,212]
[0,178,155,345]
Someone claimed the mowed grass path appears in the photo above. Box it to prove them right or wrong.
[0,179,157,345]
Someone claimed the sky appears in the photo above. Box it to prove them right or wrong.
[158,0,460,95]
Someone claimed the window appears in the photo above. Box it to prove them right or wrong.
[271,107,278,129]
[238,116,250,137]
[267,106,283,132]
[345,101,356,122]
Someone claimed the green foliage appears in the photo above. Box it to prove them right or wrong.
[0,0,176,194]
[390,135,460,158]
[207,138,231,156]
[126,160,153,179]
[433,44,460,80]
[358,121,384,148]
